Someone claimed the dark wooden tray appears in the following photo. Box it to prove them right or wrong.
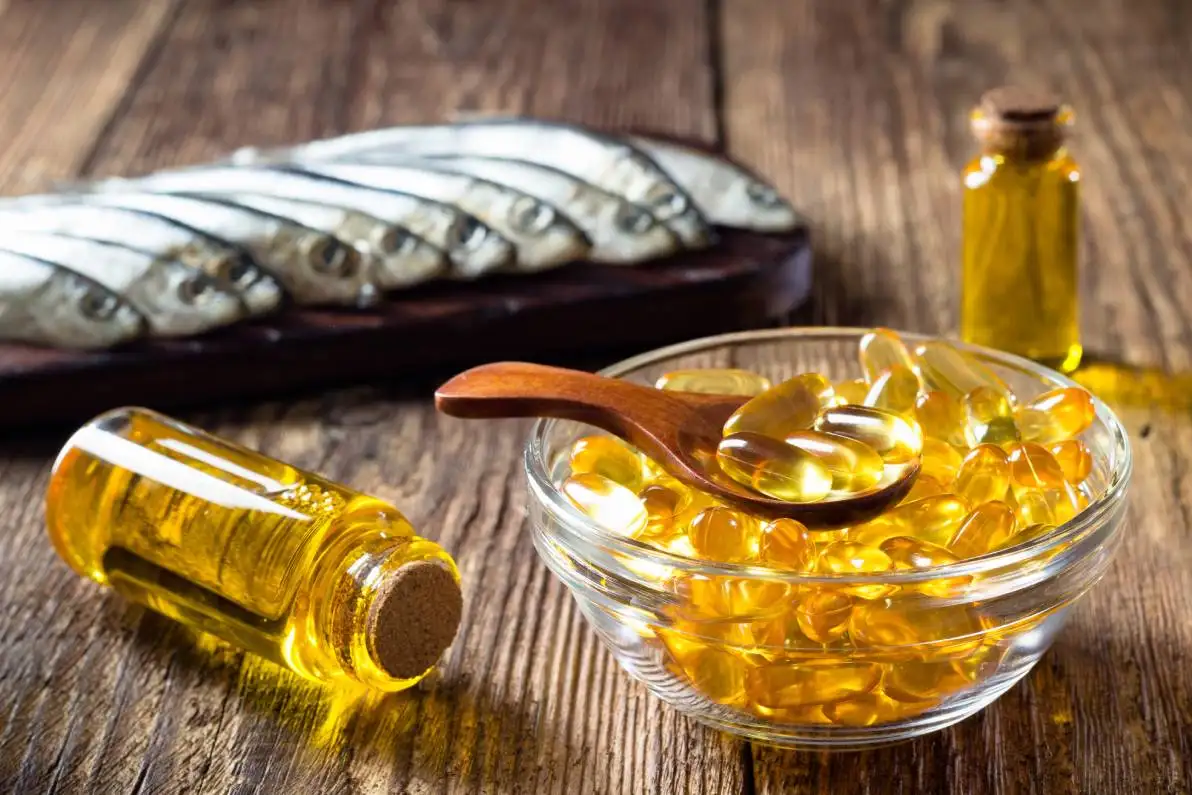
[0,225,811,428]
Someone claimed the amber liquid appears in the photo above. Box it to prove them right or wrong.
[45,408,442,688]
[961,148,1082,372]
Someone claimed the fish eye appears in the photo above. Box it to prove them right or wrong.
[746,181,784,208]
[452,217,488,251]
[215,255,256,286]
[306,237,358,278]
[372,227,415,255]
[176,275,214,305]
[614,204,657,234]
[507,197,555,236]
[78,288,119,321]
[644,185,688,219]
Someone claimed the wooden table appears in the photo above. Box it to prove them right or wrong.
[1,1,1189,792]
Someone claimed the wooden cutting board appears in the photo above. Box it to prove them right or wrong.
[0,225,812,428]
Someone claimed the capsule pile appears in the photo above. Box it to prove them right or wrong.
[559,329,1101,727]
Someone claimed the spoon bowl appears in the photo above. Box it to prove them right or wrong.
[434,362,919,526]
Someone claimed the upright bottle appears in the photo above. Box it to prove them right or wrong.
[960,86,1082,372]
[45,407,463,692]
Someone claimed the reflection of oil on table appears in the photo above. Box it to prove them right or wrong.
[0,2,1187,794]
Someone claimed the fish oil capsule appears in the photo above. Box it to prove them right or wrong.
[1045,481,1088,523]
[672,574,788,619]
[563,472,649,535]
[854,494,969,548]
[783,430,884,491]
[1049,439,1093,484]
[1007,442,1067,489]
[920,439,964,486]
[859,328,916,383]
[747,660,881,708]
[722,373,834,438]
[816,541,895,599]
[913,340,1012,401]
[953,444,1011,506]
[813,405,922,464]
[863,365,921,415]
[759,518,815,570]
[823,692,929,726]
[659,632,747,706]
[978,415,1023,447]
[687,507,761,562]
[655,368,772,397]
[915,390,967,446]
[794,590,855,642]
[849,601,982,659]
[638,483,691,538]
[899,473,946,504]
[834,378,871,405]
[1017,386,1096,443]
[883,660,969,703]
[949,501,1017,558]
[993,522,1056,552]
[568,435,644,491]
[717,432,833,503]
[879,536,960,569]
[45,408,462,692]
[1014,489,1056,527]
[964,385,1016,445]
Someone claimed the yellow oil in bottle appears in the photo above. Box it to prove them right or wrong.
[960,86,1082,372]
[45,407,463,692]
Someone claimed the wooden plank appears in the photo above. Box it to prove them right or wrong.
[720,0,1192,793]
[0,1,745,794]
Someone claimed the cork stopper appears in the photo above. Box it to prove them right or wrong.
[366,560,463,679]
[971,86,1070,159]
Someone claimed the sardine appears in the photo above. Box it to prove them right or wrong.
[348,155,677,264]
[65,191,372,307]
[0,249,144,349]
[0,232,244,337]
[230,120,713,249]
[288,162,590,271]
[625,136,802,232]
[115,167,513,280]
[0,203,283,315]
[203,192,446,289]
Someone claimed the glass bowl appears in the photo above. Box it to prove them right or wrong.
[523,327,1130,749]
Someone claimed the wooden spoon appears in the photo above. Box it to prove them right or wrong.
[434,362,919,527]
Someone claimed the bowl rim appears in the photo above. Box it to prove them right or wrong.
[524,326,1132,583]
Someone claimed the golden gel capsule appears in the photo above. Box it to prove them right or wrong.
[1017,386,1096,443]
[834,378,871,405]
[850,601,982,658]
[816,541,894,575]
[638,483,691,538]
[953,444,1011,506]
[1014,488,1057,527]
[794,590,855,642]
[879,536,960,569]
[1007,442,1067,489]
[569,435,644,491]
[1045,481,1088,524]
[782,430,884,491]
[852,494,970,548]
[45,408,462,692]
[993,522,1056,552]
[722,373,834,438]
[915,390,967,447]
[920,438,964,486]
[717,432,833,503]
[655,368,772,397]
[747,660,881,708]
[824,692,928,726]
[659,632,748,706]
[562,472,648,535]
[1049,439,1093,484]
[759,518,815,570]
[687,507,760,561]
[883,660,969,703]
[899,473,946,504]
[913,340,1012,400]
[964,385,1016,445]
[813,405,922,464]
[859,328,916,383]
[949,501,1017,558]
[863,364,921,415]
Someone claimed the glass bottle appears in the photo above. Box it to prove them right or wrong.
[960,86,1082,373]
[45,407,462,692]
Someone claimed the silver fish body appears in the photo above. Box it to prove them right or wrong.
[348,155,677,264]
[0,232,243,337]
[71,190,372,307]
[0,249,144,349]
[626,137,802,232]
[0,203,282,315]
[202,192,446,289]
[289,162,590,272]
[119,167,512,280]
[232,120,713,249]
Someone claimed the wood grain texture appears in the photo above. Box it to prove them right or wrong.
[721,0,1192,792]
[2,0,1191,793]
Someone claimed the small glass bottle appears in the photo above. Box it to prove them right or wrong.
[960,86,1082,373]
[45,407,462,692]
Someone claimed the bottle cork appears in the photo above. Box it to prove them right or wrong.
[365,560,463,679]
[970,86,1071,160]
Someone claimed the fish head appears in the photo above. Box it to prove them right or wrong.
[368,225,446,287]
[133,260,247,333]
[503,195,589,268]
[446,215,514,276]
[620,153,713,248]
[209,251,285,314]
[299,233,363,282]
[46,271,145,347]
[725,180,802,232]
[596,201,678,262]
